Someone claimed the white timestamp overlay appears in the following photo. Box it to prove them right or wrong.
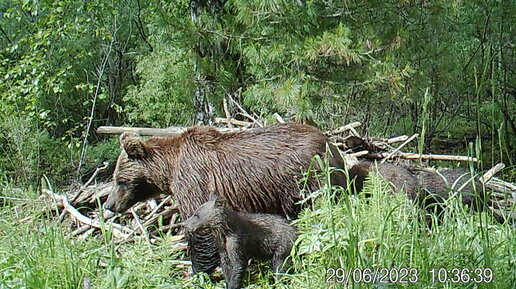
[326,267,493,284]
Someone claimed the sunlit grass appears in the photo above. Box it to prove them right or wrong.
[0,168,514,288]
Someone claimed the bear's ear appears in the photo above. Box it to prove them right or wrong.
[120,132,147,159]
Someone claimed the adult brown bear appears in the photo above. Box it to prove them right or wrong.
[104,123,346,273]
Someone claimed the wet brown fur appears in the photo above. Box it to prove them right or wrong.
[108,123,344,217]
[105,123,345,273]
[416,169,486,209]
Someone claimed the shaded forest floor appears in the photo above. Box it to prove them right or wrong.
[1,172,514,289]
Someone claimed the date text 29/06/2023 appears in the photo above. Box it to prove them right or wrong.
[326,267,493,284]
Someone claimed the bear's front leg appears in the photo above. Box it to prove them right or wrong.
[220,237,247,289]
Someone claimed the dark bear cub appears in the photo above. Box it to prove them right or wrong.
[182,193,297,289]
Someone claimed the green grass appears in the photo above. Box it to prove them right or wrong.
[284,174,515,289]
[0,172,514,289]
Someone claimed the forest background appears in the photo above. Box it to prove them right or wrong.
[0,0,514,186]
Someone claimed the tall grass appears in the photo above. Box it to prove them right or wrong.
[0,182,194,289]
[281,169,515,289]
[1,164,514,288]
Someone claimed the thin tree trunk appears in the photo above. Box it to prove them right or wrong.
[191,3,214,125]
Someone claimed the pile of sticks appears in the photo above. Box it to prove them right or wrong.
[41,118,515,251]
[42,176,185,249]
[327,122,479,163]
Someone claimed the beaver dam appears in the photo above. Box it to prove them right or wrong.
[37,118,516,274]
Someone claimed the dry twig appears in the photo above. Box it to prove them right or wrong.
[42,189,132,238]
[380,133,418,163]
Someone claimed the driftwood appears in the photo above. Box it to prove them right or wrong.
[227,94,264,127]
[97,122,475,162]
[480,163,505,184]
[97,125,244,136]
[84,161,110,188]
[385,135,410,143]
[97,126,188,136]
[368,152,479,162]
[330,122,362,136]
[273,113,286,123]
[73,182,113,206]
[40,177,184,246]
[368,135,409,144]
[214,117,253,128]
[380,133,419,163]
[42,188,132,238]
[222,98,234,131]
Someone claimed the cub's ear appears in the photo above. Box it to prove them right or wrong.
[208,192,218,202]
[120,132,147,159]
[211,193,228,208]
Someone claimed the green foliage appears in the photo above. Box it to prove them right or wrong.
[1,0,110,133]
[0,2,514,287]
[0,115,76,186]
[0,186,197,288]
[130,0,514,166]
[1,0,515,189]
[0,116,42,185]
[0,114,120,186]
[0,0,150,186]
[0,185,97,288]
[124,46,195,127]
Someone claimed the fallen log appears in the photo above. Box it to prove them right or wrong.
[214,117,252,127]
[367,152,479,162]
[97,126,242,136]
[480,163,505,184]
[97,126,187,136]
[330,122,362,135]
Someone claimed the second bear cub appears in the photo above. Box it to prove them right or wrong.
[183,193,297,289]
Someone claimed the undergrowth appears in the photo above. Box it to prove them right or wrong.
[0,167,514,288]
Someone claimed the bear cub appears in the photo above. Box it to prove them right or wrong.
[182,193,297,289]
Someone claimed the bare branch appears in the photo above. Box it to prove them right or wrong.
[381,133,418,163]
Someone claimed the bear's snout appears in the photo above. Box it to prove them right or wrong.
[104,189,133,212]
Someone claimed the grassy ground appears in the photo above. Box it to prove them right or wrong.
[0,173,514,289]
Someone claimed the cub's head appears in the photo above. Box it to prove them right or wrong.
[182,193,228,233]
[104,132,164,212]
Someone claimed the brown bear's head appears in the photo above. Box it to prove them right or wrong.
[104,132,164,213]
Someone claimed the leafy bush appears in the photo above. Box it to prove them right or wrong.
[0,115,120,188]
